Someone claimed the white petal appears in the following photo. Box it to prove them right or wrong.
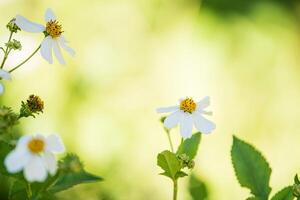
[180,113,193,139]
[24,156,48,182]
[156,106,179,113]
[15,15,45,33]
[0,83,4,95]
[164,111,182,129]
[52,40,65,65]
[0,69,11,80]
[196,96,210,111]
[58,36,75,56]
[4,150,30,173]
[46,134,65,153]
[40,36,53,64]
[193,112,216,134]
[16,135,32,151]
[43,152,57,175]
[45,8,56,22]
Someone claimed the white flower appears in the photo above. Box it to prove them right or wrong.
[15,8,75,65]
[4,134,65,182]
[0,69,11,95]
[157,97,216,139]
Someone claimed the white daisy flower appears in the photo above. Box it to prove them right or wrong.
[0,69,11,95]
[4,134,65,182]
[15,8,75,65]
[157,97,216,139]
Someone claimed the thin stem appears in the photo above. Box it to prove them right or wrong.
[8,179,15,200]
[26,183,32,199]
[165,128,174,153]
[173,180,178,200]
[1,31,14,69]
[9,45,41,73]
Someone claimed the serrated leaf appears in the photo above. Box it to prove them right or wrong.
[48,171,103,193]
[231,136,271,200]
[271,186,294,200]
[157,150,181,180]
[189,174,208,200]
[177,132,201,159]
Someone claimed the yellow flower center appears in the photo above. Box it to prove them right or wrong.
[180,98,196,113]
[46,20,63,38]
[28,138,45,154]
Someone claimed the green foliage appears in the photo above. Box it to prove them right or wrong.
[157,150,187,181]
[270,186,294,200]
[177,132,201,160]
[231,136,271,200]
[189,174,208,200]
[0,106,19,133]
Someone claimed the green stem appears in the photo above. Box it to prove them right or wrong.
[9,45,41,73]
[1,31,13,69]
[173,180,178,200]
[166,129,174,153]
[26,183,32,199]
[8,179,15,200]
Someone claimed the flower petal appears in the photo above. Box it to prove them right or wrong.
[196,96,210,111]
[24,156,47,182]
[0,83,4,95]
[0,69,11,80]
[15,15,45,33]
[16,135,32,151]
[193,112,216,134]
[156,106,179,113]
[53,40,65,65]
[40,36,53,64]
[43,152,57,175]
[46,134,65,153]
[164,111,182,129]
[58,36,75,56]
[5,150,30,173]
[45,8,56,22]
[180,113,193,139]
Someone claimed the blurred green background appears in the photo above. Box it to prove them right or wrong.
[1,0,300,199]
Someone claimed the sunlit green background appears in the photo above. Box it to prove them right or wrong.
[1,0,300,199]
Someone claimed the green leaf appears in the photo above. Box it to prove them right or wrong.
[48,170,103,193]
[177,132,201,159]
[189,174,208,200]
[231,136,271,200]
[157,150,181,180]
[271,186,294,200]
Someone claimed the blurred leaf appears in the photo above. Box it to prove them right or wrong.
[189,174,208,200]
[231,136,271,200]
[48,170,103,193]
[176,132,201,160]
[157,150,182,180]
[270,186,294,200]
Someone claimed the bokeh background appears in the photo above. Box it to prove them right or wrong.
[1,0,300,199]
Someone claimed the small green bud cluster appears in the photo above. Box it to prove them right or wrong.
[177,153,195,169]
[5,39,22,50]
[6,18,20,33]
[293,175,300,199]
[20,95,44,118]
[0,106,19,133]
[59,154,84,173]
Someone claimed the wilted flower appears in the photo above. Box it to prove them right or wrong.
[15,8,75,64]
[0,69,11,95]
[4,134,65,182]
[157,97,216,138]
[20,95,44,118]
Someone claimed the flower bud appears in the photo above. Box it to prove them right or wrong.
[20,95,44,118]
[6,18,20,33]
[0,106,19,133]
[59,154,84,173]
[5,39,22,50]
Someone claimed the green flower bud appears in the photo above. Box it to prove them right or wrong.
[0,106,19,133]
[20,95,44,118]
[187,160,195,169]
[5,39,22,50]
[6,18,20,33]
[59,154,84,173]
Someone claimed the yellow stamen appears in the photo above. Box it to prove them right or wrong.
[180,98,196,113]
[28,138,45,154]
[46,20,63,38]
